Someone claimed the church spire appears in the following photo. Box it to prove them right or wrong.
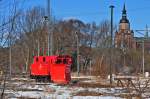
[120,3,129,23]
[122,3,127,19]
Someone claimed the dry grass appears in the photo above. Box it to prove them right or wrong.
[77,82,116,88]
[17,97,40,99]
[75,90,103,96]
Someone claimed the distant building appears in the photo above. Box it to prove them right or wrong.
[115,4,136,49]
[115,4,150,52]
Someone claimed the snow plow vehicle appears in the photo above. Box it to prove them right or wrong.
[30,55,72,84]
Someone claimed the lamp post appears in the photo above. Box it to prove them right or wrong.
[46,0,53,55]
[109,5,114,85]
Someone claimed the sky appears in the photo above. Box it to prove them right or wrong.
[1,0,150,36]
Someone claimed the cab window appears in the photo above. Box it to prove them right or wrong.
[55,59,62,64]
[63,59,67,64]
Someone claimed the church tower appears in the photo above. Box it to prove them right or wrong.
[119,4,130,30]
[115,4,135,49]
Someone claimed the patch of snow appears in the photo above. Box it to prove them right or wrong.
[24,85,44,90]
[73,96,122,99]
[4,82,125,99]
[14,91,42,98]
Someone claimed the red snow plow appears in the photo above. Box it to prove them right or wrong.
[30,55,72,84]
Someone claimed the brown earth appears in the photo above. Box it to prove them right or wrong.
[76,82,116,88]
[75,90,103,96]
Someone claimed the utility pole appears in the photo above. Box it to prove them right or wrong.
[109,5,114,85]
[37,38,40,56]
[135,25,150,76]
[75,31,80,76]
[9,36,11,76]
[142,40,144,75]
[145,25,148,38]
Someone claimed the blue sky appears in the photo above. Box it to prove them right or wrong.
[2,0,150,36]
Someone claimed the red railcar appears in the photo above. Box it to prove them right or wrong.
[30,55,72,84]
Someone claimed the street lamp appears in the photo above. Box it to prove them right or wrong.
[43,16,50,56]
[109,5,114,85]
[46,0,53,55]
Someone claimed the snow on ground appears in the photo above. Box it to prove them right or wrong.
[3,76,150,98]
[73,96,121,99]
[3,82,124,99]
